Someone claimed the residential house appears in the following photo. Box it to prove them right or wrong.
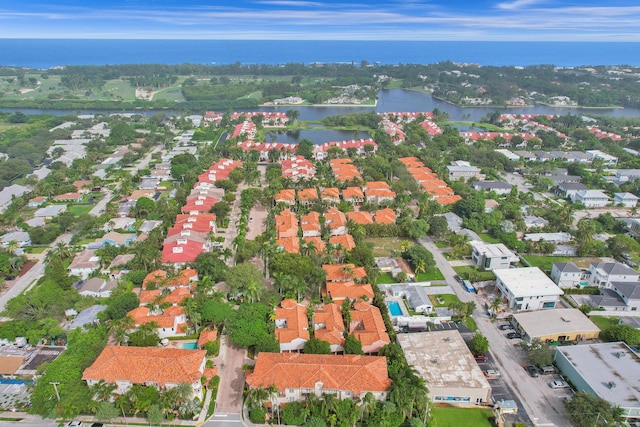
[323,264,367,282]
[98,231,137,248]
[0,231,31,248]
[329,234,356,252]
[281,156,316,181]
[363,181,396,204]
[589,262,639,288]
[246,353,391,405]
[297,188,319,206]
[523,216,549,230]
[391,284,433,313]
[69,249,101,279]
[349,301,391,354]
[555,182,588,198]
[27,196,47,208]
[275,189,296,206]
[470,242,519,270]
[127,305,188,338]
[197,329,218,350]
[300,212,322,237]
[320,187,341,204]
[550,262,585,288]
[494,267,564,311]
[83,346,207,399]
[614,192,639,208]
[162,239,209,264]
[33,204,67,219]
[274,299,310,352]
[341,187,364,205]
[373,208,397,225]
[324,207,348,236]
[586,150,618,166]
[0,184,29,213]
[473,181,513,195]
[312,303,345,353]
[78,277,117,298]
[346,211,374,225]
[53,192,83,203]
[571,189,610,208]
[447,161,484,182]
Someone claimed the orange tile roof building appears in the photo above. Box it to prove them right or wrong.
[83,346,207,399]
[349,301,391,354]
[329,234,356,252]
[277,236,300,254]
[302,236,325,255]
[323,264,367,282]
[346,211,374,225]
[297,188,319,205]
[275,189,296,205]
[274,299,310,352]
[373,208,397,225]
[325,207,348,236]
[300,212,322,238]
[342,187,365,204]
[326,280,374,303]
[330,158,362,182]
[312,303,345,353]
[275,210,298,239]
[321,187,341,204]
[246,353,391,404]
[197,329,218,349]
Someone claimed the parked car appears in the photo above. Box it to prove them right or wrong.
[474,353,488,362]
[484,369,501,379]
[66,422,83,427]
[526,365,539,377]
[549,380,570,389]
[498,324,514,330]
[453,275,462,283]
[506,332,522,339]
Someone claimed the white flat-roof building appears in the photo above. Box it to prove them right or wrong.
[470,242,519,270]
[554,342,640,419]
[398,330,492,406]
[494,267,564,311]
[570,189,610,208]
[512,308,600,343]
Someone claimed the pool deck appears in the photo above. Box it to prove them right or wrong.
[386,297,410,317]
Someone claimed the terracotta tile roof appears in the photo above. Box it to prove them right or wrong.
[297,188,319,202]
[83,346,205,387]
[364,188,396,199]
[165,229,210,244]
[300,212,321,233]
[161,240,206,263]
[329,234,356,251]
[278,236,300,254]
[181,196,218,214]
[164,287,192,305]
[349,301,390,353]
[275,210,298,238]
[342,187,364,200]
[198,329,218,348]
[323,264,367,282]
[346,211,373,225]
[373,208,397,225]
[434,195,463,205]
[53,192,83,201]
[173,214,217,233]
[412,172,439,182]
[420,179,448,189]
[327,281,374,302]
[313,303,345,346]
[303,237,325,254]
[275,189,296,204]
[143,270,167,288]
[139,289,162,305]
[426,187,455,196]
[325,207,347,231]
[364,181,391,190]
[274,299,310,344]
[321,187,340,201]
[247,353,391,395]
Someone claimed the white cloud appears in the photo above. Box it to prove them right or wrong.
[496,0,544,10]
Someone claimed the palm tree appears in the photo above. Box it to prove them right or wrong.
[414,258,427,275]
[340,264,355,280]
[358,391,376,423]
[245,387,269,411]
[490,297,502,318]
[52,241,71,260]
[5,240,18,255]
[400,240,412,254]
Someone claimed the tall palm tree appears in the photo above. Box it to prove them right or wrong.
[358,392,376,423]
[5,240,18,255]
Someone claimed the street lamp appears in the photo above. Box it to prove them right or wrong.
[49,382,60,402]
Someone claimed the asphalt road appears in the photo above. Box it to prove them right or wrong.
[0,232,72,316]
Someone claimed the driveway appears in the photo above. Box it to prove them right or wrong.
[212,334,247,415]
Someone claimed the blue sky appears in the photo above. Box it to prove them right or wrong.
[1,0,640,41]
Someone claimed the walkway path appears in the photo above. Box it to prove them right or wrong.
[207,333,247,425]
[448,259,474,267]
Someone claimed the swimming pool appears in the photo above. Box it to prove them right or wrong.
[179,342,198,350]
[387,301,403,316]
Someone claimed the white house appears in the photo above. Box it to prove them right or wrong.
[0,231,31,248]
[588,262,639,288]
[391,284,433,313]
[494,267,564,311]
[570,189,610,208]
[470,242,519,270]
[473,181,512,195]
[68,249,101,279]
[550,262,584,288]
[613,192,639,208]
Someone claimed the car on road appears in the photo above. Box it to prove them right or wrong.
[453,275,462,283]
[498,324,514,330]
[506,332,522,339]
[549,380,570,389]
[526,365,539,377]
[474,353,488,362]
[66,422,83,427]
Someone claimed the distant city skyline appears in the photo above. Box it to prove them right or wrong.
[1,1,640,41]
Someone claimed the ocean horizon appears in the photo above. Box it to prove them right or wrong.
[1,39,640,69]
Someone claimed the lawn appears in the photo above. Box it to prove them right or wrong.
[589,315,619,332]
[375,272,396,285]
[66,204,94,216]
[429,293,461,308]
[479,233,501,244]
[453,266,496,281]
[462,317,478,331]
[365,237,407,257]
[432,406,493,427]
[434,240,449,248]
[522,256,574,272]
[416,269,445,281]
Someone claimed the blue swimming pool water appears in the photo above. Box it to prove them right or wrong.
[387,301,402,316]
[180,342,198,350]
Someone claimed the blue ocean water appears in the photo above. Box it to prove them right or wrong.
[1,39,640,68]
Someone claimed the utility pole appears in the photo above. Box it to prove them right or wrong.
[49,382,60,402]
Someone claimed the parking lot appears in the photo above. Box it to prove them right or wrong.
[0,381,30,412]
